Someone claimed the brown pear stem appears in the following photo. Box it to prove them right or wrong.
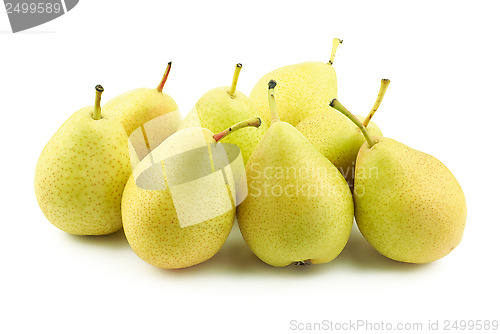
[330,99,376,148]
[228,63,242,98]
[156,62,172,92]
[268,80,280,124]
[93,85,104,120]
[327,38,343,65]
[363,79,391,127]
[212,117,262,142]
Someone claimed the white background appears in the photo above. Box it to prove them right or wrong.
[1,1,499,333]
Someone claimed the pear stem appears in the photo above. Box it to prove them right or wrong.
[363,79,391,127]
[92,85,104,120]
[212,117,262,142]
[330,99,376,148]
[156,62,172,92]
[228,63,242,98]
[268,80,280,124]
[327,38,343,65]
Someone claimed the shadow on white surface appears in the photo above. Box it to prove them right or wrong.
[66,228,130,250]
[161,223,431,276]
[336,225,430,271]
[60,220,432,276]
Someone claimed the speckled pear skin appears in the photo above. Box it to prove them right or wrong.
[249,62,337,126]
[296,111,382,186]
[237,122,354,267]
[121,175,235,269]
[103,88,180,137]
[34,107,132,235]
[180,87,267,164]
[354,137,467,263]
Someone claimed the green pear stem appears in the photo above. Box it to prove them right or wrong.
[92,85,104,120]
[330,99,376,148]
[268,80,280,124]
[363,79,391,127]
[156,62,172,92]
[327,38,343,65]
[212,117,262,142]
[228,63,242,98]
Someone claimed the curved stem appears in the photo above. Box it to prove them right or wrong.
[327,38,343,65]
[363,79,390,127]
[93,85,104,120]
[212,117,262,142]
[330,99,376,148]
[228,63,242,98]
[156,62,172,92]
[268,80,280,124]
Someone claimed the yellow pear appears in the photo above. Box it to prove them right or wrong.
[249,38,342,126]
[180,63,268,164]
[122,118,261,269]
[103,62,181,153]
[332,99,467,263]
[296,79,389,186]
[237,81,354,267]
[35,86,131,235]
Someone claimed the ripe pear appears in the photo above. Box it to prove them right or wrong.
[332,99,467,263]
[35,85,132,235]
[237,81,354,267]
[180,63,267,164]
[103,62,181,154]
[122,118,262,269]
[296,79,389,186]
[249,38,342,126]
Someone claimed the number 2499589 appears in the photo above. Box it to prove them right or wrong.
[444,320,498,331]
[5,2,62,14]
